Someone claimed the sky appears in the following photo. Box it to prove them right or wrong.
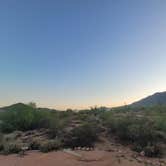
[0,0,166,110]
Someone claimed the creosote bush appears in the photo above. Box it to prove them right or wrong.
[65,123,99,148]
[29,138,43,150]
[103,110,166,157]
[3,142,22,154]
[0,104,68,135]
[144,144,163,157]
[39,139,62,153]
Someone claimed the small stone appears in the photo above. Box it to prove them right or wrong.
[140,151,145,157]
[118,150,122,153]
[86,148,90,151]
[21,146,29,151]
[81,147,86,151]
[155,161,161,166]
[91,147,94,151]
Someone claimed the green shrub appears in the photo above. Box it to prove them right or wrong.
[29,138,42,150]
[0,133,3,151]
[65,123,99,148]
[3,132,22,142]
[144,144,163,157]
[39,140,61,153]
[132,144,143,153]
[155,116,166,132]
[0,144,3,152]
[106,116,157,144]
[47,117,65,138]
[0,109,40,132]
[3,142,22,154]
[0,133,3,142]
[104,114,164,157]
[0,106,66,133]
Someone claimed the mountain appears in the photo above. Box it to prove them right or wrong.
[1,103,56,112]
[131,91,166,107]
[2,103,34,111]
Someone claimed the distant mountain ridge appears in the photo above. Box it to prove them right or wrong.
[1,92,166,111]
[2,103,34,111]
[1,103,56,112]
[131,91,166,107]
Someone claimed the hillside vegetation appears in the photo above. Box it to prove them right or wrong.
[131,91,166,107]
[0,103,165,157]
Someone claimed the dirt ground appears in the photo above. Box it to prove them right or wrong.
[0,150,165,166]
[0,131,165,166]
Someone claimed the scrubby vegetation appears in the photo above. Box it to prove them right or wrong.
[101,106,166,157]
[39,139,62,152]
[3,142,22,154]
[0,103,165,157]
[64,123,99,148]
[0,103,69,134]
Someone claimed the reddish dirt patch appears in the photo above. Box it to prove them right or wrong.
[0,150,154,166]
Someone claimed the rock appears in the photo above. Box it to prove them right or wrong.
[90,147,94,151]
[140,151,145,157]
[21,146,29,151]
[155,161,161,166]
[118,150,122,153]
[81,147,86,151]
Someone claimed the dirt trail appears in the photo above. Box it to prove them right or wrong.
[1,150,164,166]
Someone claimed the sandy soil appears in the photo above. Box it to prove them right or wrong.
[0,150,165,166]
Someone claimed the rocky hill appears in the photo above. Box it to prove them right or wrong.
[131,91,166,107]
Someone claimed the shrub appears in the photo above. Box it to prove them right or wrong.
[3,142,22,154]
[3,132,22,142]
[132,144,143,153]
[29,138,42,150]
[104,114,164,157]
[0,144,3,152]
[47,117,65,138]
[0,133,3,151]
[0,107,65,133]
[0,133,3,142]
[65,123,99,148]
[144,144,163,157]
[155,116,166,132]
[39,140,61,153]
[106,116,157,144]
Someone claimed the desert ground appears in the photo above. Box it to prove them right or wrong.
[0,150,159,166]
[0,149,165,166]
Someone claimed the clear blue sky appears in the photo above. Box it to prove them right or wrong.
[0,0,166,109]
